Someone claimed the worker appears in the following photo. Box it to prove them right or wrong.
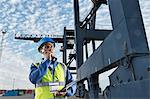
[29,37,76,99]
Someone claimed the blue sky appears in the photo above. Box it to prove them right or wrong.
[0,0,149,90]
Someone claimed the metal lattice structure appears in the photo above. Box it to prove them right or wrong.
[14,0,150,98]
[73,0,150,98]
[15,31,76,74]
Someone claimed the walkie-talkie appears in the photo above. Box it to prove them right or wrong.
[51,56,57,64]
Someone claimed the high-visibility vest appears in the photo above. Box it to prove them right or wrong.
[34,62,67,99]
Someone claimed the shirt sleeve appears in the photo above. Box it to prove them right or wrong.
[29,59,50,84]
[66,69,77,97]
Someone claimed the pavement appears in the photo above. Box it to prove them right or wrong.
[0,94,104,99]
[0,94,33,99]
[0,95,78,99]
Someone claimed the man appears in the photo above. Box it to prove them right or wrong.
[29,37,76,99]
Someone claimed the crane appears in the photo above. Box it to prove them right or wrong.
[14,28,76,74]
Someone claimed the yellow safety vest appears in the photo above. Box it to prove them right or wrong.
[34,62,67,99]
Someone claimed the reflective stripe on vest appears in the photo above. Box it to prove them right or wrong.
[33,61,67,99]
[36,82,65,87]
[36,82,65,93]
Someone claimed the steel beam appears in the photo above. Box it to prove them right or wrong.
[88,75,100,99]
[80,0,107,29]
[90,6,96,52]
[104,79,150,99]
[83,29,112,40]
[77,0,149,80]
[15,34,63,43]
[74,0,84,68]
[63,27,67,64]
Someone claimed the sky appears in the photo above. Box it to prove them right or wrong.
[0,0,149,90]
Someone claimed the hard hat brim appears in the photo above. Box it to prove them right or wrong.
[38,42,55,53]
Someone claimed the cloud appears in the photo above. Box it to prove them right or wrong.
[0,0,149,90]
[139,0,150,47]
[0,47,34,89]
[9,0,21,4]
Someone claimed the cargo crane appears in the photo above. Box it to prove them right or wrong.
[15,28,77,74]
[73,0,150,98]
[14,0,150,98]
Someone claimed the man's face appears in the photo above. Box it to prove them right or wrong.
[40,42,55,59]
